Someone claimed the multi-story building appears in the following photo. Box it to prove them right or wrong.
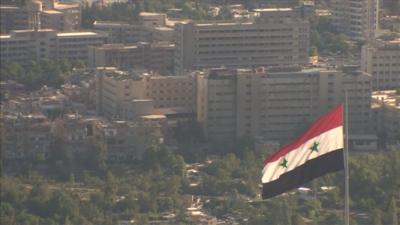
[142,74,197,110]
[92,12,174,44]
[174,8,309,74]
[1,113,52,160]
[0,5,29,32]
[95,68,145,117]
[51,114,92,154]
[93,21,151,44]
[89,42,175,74]
[361,33,400,90]
[0,29,107,65]
[197,66,372,143]
[331,0,378,41]
[0,0,80,33]
[342,65,374,134]
[372,90,400,146]
[95,68,197,118]
[92,119,163,162]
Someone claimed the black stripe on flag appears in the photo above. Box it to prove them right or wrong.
[262,149,344,199]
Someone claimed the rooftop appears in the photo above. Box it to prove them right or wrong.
[42,9,63,14]
[253,8,293,12]
[54,2,79,10]
[0,5,19,9]
[141,115,167,120]
[93,20,131,27]
[57,31,101,37]
[372,90,400,109]
[140,12,165,16]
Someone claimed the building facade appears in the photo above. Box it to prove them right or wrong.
[0,29,107,64]
[92,119,163,162]
[0,5,29,32]
[361,33,400,90]
[1,114,52,160]
[92,13,174,44]
[0,0,80,33]
[174,8,309,74]
[95,68,197,119]
[331,0,378,41]
[372,90,400,146]
[197,66,372,143]
[89,42,175,74]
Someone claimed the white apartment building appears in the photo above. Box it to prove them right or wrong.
[174,8,310,74]
[331,0,379,41]
[0,29,107,64]
[197,66,372,143]
[361,33,400,90]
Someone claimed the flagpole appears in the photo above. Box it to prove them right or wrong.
[344,90,350,225]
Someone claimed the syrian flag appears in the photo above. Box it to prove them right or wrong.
[262,105,344,199]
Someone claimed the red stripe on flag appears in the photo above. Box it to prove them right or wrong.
[264,105,343,165]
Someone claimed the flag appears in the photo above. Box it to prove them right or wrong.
[262,105,344,199]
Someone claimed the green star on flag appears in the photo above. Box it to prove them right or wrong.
[280,158,288,168]
[310,141,319,152]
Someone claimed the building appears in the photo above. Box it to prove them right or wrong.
[342,65,374,134]
[0,29,107,65]
[95,68,146,117]
[174,8,309,74]
[197,66,372,143]
[92,13,174,44]
[331,0,378,41]
[0,5,29,32]
[92,119,163,162]
[95,68,197,119]
[1,113,52,160]
[142,74,197,110]
[89,42,175,74]
[361,33,400,90]
[372,90,400,146]
[51,114,91,154]
[139,12,167,27]
[0,0,80,33]
[93,21,151,44]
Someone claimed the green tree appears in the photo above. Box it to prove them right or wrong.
[373,209,383,225]
[389,197,399,225]
[103,172,117,221]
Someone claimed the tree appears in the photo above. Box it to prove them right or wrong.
[373,209,383,225]
[320,212,343,225]
[235,133,255,158]
[389,197,399,225]
[103,172,117,221]
[0,60,69,90]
